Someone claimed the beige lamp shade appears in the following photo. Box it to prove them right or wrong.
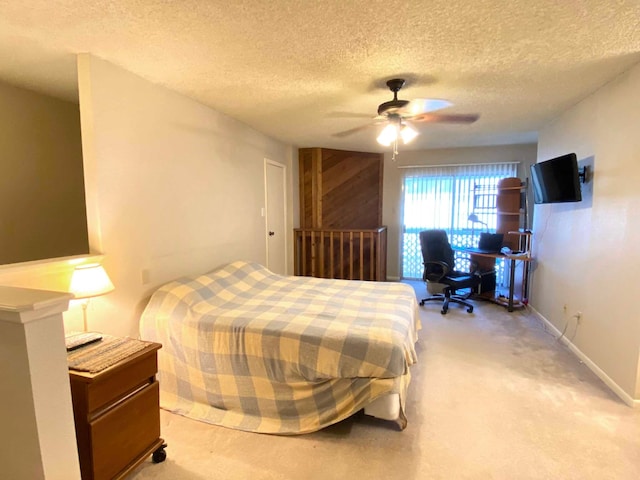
[69,263,115,299]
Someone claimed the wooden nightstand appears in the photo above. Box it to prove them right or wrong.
[68,339,166,480]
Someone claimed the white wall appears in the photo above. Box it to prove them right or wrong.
[382,144,538,279]
[74,54,294,337]
[532,61,640,401]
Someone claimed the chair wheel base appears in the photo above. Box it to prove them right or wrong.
[420,293,475,315]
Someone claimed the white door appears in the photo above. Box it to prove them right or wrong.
[265,159,287,274]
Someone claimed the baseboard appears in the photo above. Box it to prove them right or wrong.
[529,306,639,408]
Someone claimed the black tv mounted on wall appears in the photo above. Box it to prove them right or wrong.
[530,153,586,204]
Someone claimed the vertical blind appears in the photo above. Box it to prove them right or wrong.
[401,162,518,279]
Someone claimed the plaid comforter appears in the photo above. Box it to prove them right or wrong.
[140,261,420,434]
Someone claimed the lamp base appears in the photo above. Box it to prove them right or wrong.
[81,300,89,332]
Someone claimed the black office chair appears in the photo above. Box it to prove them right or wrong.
[418,229,480,314]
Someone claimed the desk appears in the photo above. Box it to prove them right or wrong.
[457,249,532,312]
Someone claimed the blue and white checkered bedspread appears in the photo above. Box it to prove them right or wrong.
[140,261,420,434]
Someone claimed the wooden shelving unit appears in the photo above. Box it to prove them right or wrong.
[469,177,533,310]
[496,177,528,250]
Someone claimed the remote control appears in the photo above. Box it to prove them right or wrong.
[65,332,103,351]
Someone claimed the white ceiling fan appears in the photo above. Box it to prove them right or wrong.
[334,78,480,159]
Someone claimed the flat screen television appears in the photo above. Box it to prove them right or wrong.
[530,153,582,204]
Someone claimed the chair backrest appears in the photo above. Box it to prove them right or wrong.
[419,230,455,280]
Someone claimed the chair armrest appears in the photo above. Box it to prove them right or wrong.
[423,260,450,283]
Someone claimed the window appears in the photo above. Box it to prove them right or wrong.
[401,162,518,279]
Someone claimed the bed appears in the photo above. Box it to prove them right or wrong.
[139,261,420,434]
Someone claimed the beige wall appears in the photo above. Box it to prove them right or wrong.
[382,144,538,279]
[0,81,88,265]
[532,61,640,401]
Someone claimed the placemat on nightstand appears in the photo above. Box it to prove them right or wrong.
[68,336,152,373]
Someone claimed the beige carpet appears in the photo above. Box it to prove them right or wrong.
[130,281,640,479]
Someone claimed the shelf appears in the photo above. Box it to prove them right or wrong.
[497,211,524,216]
[490,294,527,309]
[504,252,532,260]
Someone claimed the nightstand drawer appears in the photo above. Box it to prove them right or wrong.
[90,381,160,480]
[86,350,158,413]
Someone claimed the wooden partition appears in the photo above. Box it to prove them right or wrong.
[294,227,387,281]
[299,148,383,229]
[297,148,387,281]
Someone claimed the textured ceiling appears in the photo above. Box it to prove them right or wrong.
[1,1,639,152]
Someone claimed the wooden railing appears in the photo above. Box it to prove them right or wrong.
[294,227,387,281]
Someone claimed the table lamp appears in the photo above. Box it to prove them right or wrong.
[468,213,489,242]
[468,213,489,231]
[69,263,115,331]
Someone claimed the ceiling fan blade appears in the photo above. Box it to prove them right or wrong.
[399,98,452,116]
[332,123,376,137]
[410,113,480,124]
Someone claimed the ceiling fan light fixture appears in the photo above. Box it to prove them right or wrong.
[400,124,418,144]
[377,123,397,146]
